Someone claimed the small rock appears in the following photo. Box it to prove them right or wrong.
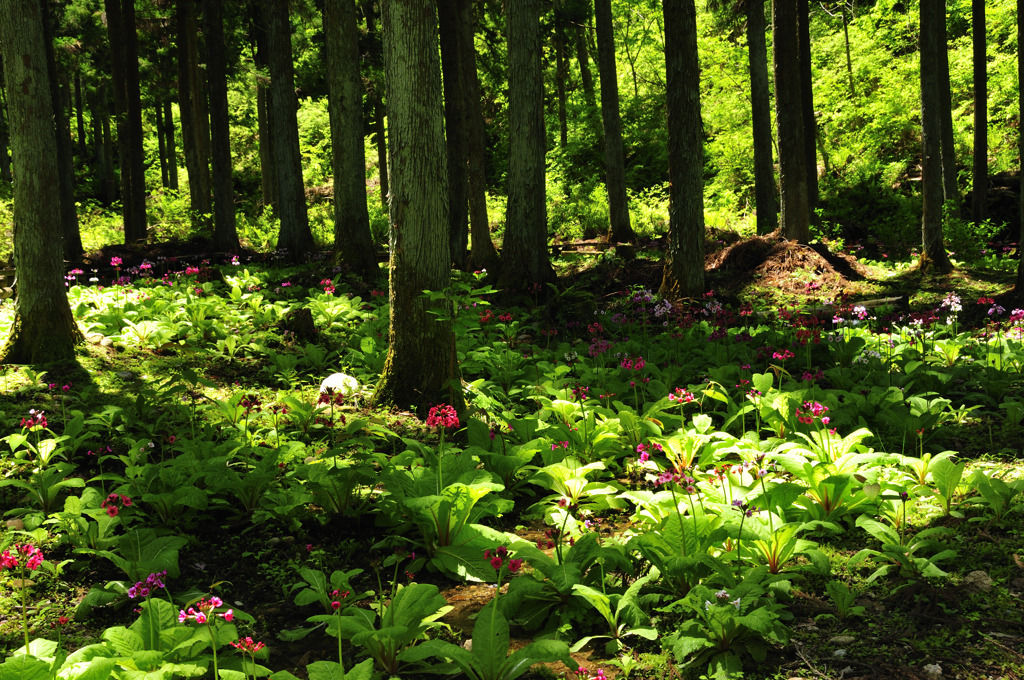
[923,663,942,679]
[963,570,993,592]
[115,370,135,380]
[268,537,281,546]
[100,337,113,348]
[5,518,24,531]
[833,649,847,659]
[829,635,856,645]
[462,639,472,651]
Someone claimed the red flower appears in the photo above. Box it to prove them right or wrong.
[426,404,459,429]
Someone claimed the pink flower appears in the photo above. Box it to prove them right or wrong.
[111,256,123,267]
[508,558,523,574]
[223,609,233,622]
[426,404,459,429]
[490,556,503,569]
[231,637,266,653]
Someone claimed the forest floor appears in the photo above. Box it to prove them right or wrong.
[2,233,1023,680]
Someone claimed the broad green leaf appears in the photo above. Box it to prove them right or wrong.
[0,654,52,680]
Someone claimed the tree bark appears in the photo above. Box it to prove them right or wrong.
[938,32,960,218]
[0,80,11,182]
[163,99,178,190]
[325,0,378,279]
[157,101,169,188]
[74,68,87,157]
[40,0,82,260]
[439,0,469,269]
[0,0,82,363]
[499,0,555,291]
[203,0,240,251]
[177,0,212,228]
[920,0,953,273]
[459,0,499,273]
[575,22,596,108]
[595,0,635,244]
[659,0,705,298]
[372,0,463,414]
[1017,0,1023,291]
[363,0,389,209]
[748,0,776,234]
[773,0,810,242]
[104,0,147,243]
[972,0,987,224]
[555,11,569,149]
[264,0,314,258]
[253,5,277,213]
[797,0,818,212]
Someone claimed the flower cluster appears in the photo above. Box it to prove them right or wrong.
[179,596,233,624]
[330,589,349,610]
[320,278,336,294]
[101,492,133,517]
[484,545,523,574]
[588,338,612,357]
[479,309,493,324]
[128,571,167,599]
[537,527,561,550]
[619,355,646,370]
[20,409,47,430]
[240,394,263,414]
[426,403,459,429]
[658,471,697,493]
[111,256,123,267]
[796,400,829,425]
[550,440,569,451]
[230,637,266,654]
[732,499,759,517]
[576,666,607,680]
[668,387,694,403]
[1,544,43,571]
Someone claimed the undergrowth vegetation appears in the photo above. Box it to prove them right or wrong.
[0,253,1023,679]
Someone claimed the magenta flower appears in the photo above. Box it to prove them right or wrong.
[426,404,459,429]
[111,256,123,267]
[178,596,232,624]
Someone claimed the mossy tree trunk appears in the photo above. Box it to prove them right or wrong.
[325,0,378,280]
[1016,0,1023,292]
[972,0,988,225]
[371,0,463,414]
[659,0,705,298]
[439,0,470,271]
[0,0,83,363]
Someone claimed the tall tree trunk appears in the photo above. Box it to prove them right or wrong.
[0,78,11,182]
[163,99,178,190]
[595,0,634,243]
[0,0,82,363]
[203,0,240,251]
[75,68,87,157]
[1017,0,1023,291]
[91,84,116,204]
[105,0,147,243]
[938,33,960,217]
[748,0,776,234]
[325,0,378,279]
[177,0,212,228]
[773,0,810,242]
[972,0,987,224]
[659,0,705,297]
[575,23,596,108]
[372,0,463,414]
[841,6,855,96]
[40,0,82,260]
[264,0,314,258]
[499,0,554,290]
[797,0,818,212]
[253,6,277,212]
[460,0,499,273]
[439,0,469,269]
[555,12,569,149]
[157,101,169,188]
[363,0,389,209]
[920,0,953,273]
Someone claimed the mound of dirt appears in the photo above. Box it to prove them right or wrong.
[707,230,873,299]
